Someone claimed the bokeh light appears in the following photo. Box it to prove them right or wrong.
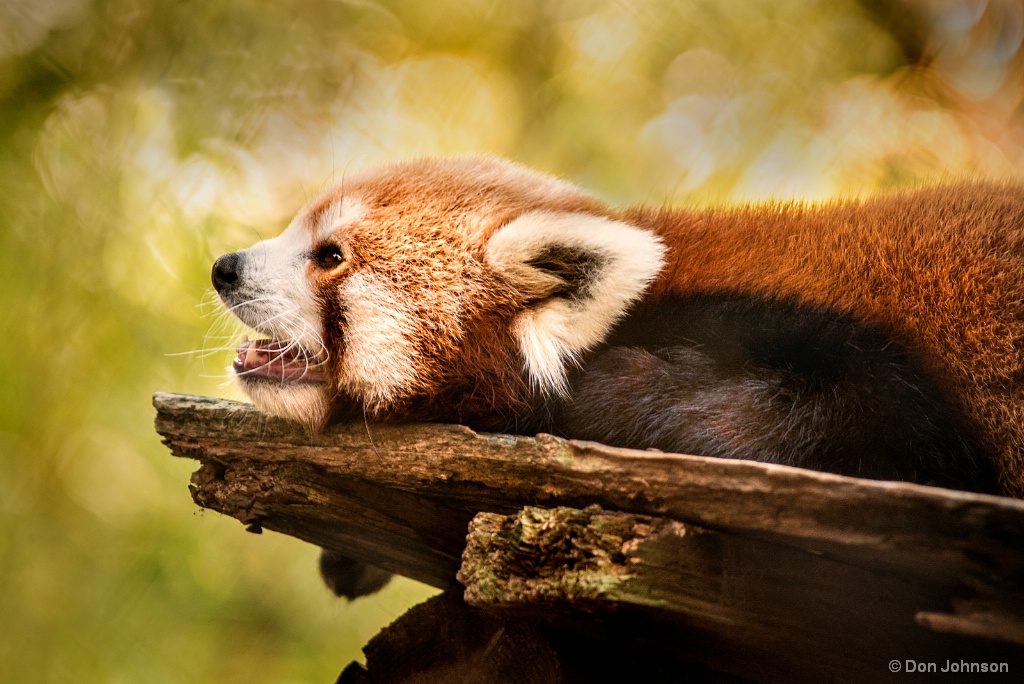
[1,1,1021,681]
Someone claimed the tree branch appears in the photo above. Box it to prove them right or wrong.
[154,392,1024,679]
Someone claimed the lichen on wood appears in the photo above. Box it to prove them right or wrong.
[460,505,666,606]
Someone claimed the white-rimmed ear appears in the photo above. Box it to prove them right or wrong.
[485,211,666,396]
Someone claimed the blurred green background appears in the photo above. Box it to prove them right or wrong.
[1,0,1021,681]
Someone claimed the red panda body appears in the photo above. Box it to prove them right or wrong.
[212,158,1023,497]
[630,187,1024,495]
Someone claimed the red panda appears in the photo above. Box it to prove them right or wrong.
[212,156,1024,498]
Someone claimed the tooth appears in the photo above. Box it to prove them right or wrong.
[243,347,261,366]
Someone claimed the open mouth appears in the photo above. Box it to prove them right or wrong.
[233,338,327,383]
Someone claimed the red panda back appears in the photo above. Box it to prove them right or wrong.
[627,183,1024,496]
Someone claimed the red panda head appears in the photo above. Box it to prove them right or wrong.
[212,157,666,428]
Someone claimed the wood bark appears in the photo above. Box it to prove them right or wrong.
[155,392,1024,679]
[460,505,1023,682]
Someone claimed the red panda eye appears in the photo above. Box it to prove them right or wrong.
[312,245,345,270]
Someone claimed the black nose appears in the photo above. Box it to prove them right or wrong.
[212,252,241,292]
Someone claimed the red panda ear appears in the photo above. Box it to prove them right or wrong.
[485,211,666,396]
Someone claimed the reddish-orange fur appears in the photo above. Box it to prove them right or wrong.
[301,159,610,416]
[625,185,1024,497]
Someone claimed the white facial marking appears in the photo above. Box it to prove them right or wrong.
[244,380,330,428]
[486,211,666,396]
[314,195,364,243]
[234,225,323,353]
[339,272,421,409]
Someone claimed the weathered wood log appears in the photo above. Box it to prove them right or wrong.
[460,504,1023,682]
[337,589,739,684]
[155,392,1024,679]
[336,591,563,684]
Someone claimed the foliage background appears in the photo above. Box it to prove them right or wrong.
[1,0,1022,681]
